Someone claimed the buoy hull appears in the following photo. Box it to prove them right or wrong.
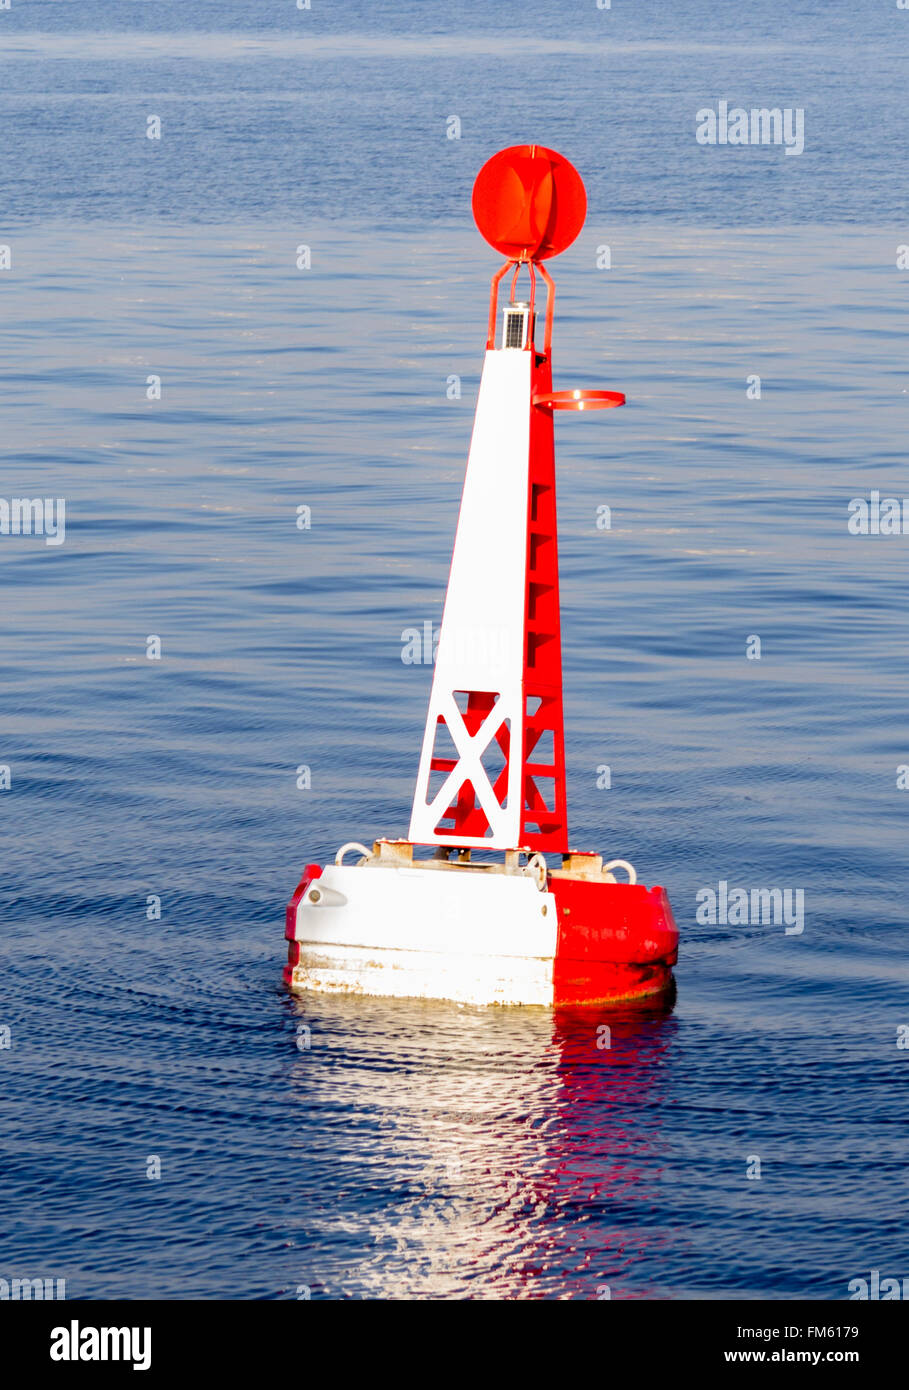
[284,850,678,1008]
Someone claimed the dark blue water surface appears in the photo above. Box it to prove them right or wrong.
[1,2,908,1299]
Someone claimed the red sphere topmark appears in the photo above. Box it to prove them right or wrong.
[471,144,587,262]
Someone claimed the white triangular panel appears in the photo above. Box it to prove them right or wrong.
[409,349,531,847]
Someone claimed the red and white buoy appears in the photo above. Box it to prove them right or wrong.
[285,144,679,1006]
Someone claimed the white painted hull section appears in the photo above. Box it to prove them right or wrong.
[288,863,558,1006]
[291,942,555,1007]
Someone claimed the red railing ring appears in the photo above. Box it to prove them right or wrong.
[533,389,626,412]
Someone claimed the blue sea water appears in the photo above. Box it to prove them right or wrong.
[1,1,908,1299]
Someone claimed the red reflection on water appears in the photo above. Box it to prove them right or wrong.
[490,988,680,1299]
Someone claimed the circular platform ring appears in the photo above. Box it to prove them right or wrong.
[533,389,626,412]
[472,145,587,262]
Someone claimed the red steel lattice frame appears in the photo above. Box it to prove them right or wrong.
[521,347,568,850]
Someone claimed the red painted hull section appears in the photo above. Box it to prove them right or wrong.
[550,878,678,1005]
[283,863,322,987]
